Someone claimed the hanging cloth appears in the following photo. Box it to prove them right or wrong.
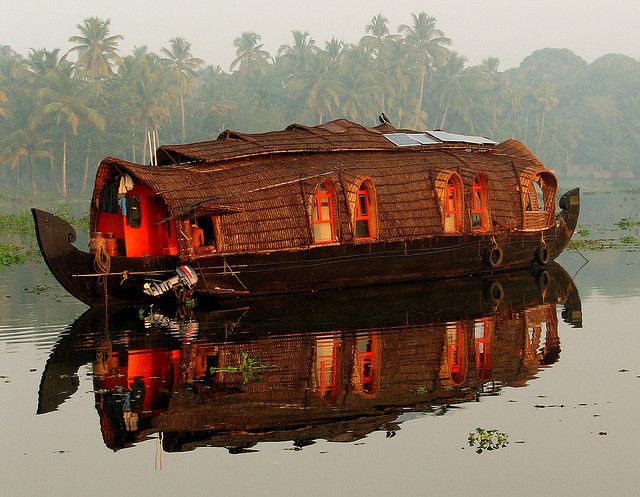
[118,174,134,196]
[118,197,127,216]
[101,183,118,213]
[126,196,142,228]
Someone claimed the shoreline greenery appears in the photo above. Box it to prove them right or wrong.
[1,14,639,199]
[0,243,31,269]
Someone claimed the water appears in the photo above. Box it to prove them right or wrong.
[1,192,640,497]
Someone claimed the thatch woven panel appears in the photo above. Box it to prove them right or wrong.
[93,122,558,254]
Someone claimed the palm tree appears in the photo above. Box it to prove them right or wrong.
[230,32,271,78]
[39,63,105,196]
[360,13,396,56]
[26,48,66,75]
[399,13,452,128]
[0,79,6,118]
[67,17,123,78]
[161,37,204,140]
[323,38,346,64]
[118,47,172,163]
[0,91,48,195]
[277,31,319,73]
[434,52,468,129]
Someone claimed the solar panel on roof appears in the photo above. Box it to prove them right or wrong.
[407,133,441,145]
[427,131,497,145]
[383,133,421,146]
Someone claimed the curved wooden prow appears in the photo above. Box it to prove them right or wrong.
[32,208,97,306]
[551,188,580,258]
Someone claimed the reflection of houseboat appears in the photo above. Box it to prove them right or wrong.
[33,119,579,306]
[37,264,581,452]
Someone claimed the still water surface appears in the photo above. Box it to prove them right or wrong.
[1,206,640,496]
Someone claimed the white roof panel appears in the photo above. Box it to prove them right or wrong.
[427,131,498,145]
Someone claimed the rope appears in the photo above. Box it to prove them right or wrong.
[93,244,111,305]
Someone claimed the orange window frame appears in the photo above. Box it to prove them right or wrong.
[472,178,486,232]
[317,339,339,399]
[354,188,373,240]
[313,182,336,244]
[357,334,378,393]
[474,318,492,378]
[444,178,460,233]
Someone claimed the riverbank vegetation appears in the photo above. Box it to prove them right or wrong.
[1,14,639,199]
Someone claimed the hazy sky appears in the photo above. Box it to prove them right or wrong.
[2,0,639,70]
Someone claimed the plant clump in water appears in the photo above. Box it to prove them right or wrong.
[468,427,509,453]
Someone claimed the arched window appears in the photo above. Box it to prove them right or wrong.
[312,182,335,243]
[354,180,376,240]
[444,175,462,233]
[472,175,488,232]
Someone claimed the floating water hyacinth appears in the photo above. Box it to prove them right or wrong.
[468,427,509,453]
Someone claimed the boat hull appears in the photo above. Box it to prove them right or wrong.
[32,188,579,307]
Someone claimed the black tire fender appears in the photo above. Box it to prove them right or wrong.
[536,269,551,290]
[485,280,505,306]
[535,242,550,265]
[485,244,504,268]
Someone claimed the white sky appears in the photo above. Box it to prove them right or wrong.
[2,0,639,70]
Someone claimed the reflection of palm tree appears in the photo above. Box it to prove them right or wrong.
[161,37,204,141]
[399,13,451,128]
[67,17,123,78]
[230,32,271,78]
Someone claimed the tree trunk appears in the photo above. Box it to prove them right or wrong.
[440,105,449,130]
[28,149,36,196]
[49,150,60,194]
[413,65,426,129]
[142,129,148,165]
[180,93,186,141]
[61,137,67,198]
[81,155,90,195]
[538,111,546,148]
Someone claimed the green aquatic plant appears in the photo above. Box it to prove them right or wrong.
[210,351,272,385]
[0,209,88,237]
[468,427,509,453]
[138,304,154,321]
[615,218,640,230]
[184,297,198,309]
[620,236,637,245]
[0,212,34,236]
[24,284,52,294]
[567,239,616,251]
[0,244,30,269]
[577,228,590,238]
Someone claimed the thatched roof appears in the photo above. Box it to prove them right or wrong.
[92,119,556,253]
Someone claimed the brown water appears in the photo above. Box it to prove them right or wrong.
[1,192,640,496]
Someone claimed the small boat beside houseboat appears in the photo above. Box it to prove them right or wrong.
[32,118,579,307]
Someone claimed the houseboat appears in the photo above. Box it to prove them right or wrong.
[32,118,580,307]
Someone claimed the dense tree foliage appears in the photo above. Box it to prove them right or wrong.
[1,14,639,197]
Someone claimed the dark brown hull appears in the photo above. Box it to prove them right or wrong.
[32,188,579,307]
